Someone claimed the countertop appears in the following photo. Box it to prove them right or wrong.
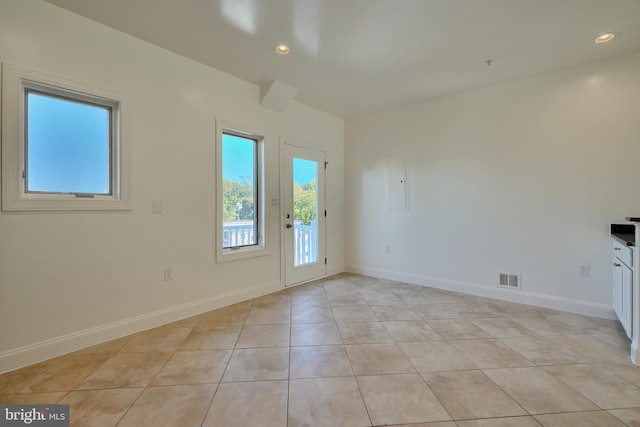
[612,223,636,246]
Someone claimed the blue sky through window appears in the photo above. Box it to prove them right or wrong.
[222,134,316,185]
[293,158,316,186]
[222,134,255,184]
[27,92,110,194]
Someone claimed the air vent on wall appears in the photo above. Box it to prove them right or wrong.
[499,273,521,290]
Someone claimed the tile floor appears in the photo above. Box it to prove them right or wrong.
[1,273,639,426]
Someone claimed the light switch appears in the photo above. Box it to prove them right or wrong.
[153,200,163,214]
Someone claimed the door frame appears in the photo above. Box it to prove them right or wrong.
[280,138,327,287]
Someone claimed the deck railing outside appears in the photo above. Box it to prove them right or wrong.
[223,220,317,266]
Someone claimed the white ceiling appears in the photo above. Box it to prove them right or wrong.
[44,0,640,118]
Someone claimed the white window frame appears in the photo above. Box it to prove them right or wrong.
[1,64,131,211]
[216,118,268,262]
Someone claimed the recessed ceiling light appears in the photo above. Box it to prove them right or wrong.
[595,33,615,44]
[275,44,290,55]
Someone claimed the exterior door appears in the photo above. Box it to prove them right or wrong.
[283,144,326,286]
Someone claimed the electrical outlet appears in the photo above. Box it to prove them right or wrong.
[578,264,590,277]
[164,267,173,281]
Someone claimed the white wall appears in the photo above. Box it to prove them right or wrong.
[0,0,344,372]
[345,52,640,317]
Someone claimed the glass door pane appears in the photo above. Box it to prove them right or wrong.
[293,158,318,267]
[283,144,325,286]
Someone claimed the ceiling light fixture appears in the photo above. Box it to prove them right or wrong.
[594,33,615,44]
[275,44,290,54]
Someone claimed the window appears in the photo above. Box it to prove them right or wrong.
[216,120,267,262]
[2,64,130,211]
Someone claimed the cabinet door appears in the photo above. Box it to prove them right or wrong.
[613,257,624,322]
[621,262,633,338]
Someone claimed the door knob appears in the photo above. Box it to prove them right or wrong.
[286,223,293,229]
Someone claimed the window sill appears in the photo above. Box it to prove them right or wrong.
[216,246,270,263]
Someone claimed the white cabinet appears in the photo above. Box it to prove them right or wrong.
[613,239,633,338]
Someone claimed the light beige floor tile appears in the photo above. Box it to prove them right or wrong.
[429,290,473,304]
[252,294,291,308]
[291,294,329,308]
[544,334,630,363]
[0,354,111,394]
[399,294,440,305]
[426,319,491,339]
[150,350,231,385]
[385,282,427,295]
[345,343,415,375]
[331,306,378,322]
[534,410,627,427]
[73,335,133,355]
[446,302,502,318]
[288,280,325,291]
[119,327,191,353]
[291,323,343,346]
[292,305,335,323]
[513,306,566,317]
[383,320,442,342]
[410,304,461,319]
[161,314,203,328]
[221,347,289,382]
[399,341,476,372]
[608,407,640,426]
[550,313,626,335]
[235,324,290,348]
[371,305,421,321]
[591,332,630,347]
[178,325,241,350]
[357,374,451,425]
[457,417,542,427]
[450,339,533,368]
[75,352,172,389]
[355,283,391,294]
[361,293,403,305]
[0,392,66,404]
[6,274,639,427]
[483,367,598,414]
[323,281,360,295]
[499,336,589,365]
[603,361,640,384]
[118,384,216,427]
[327,294,367,306]
[510,316,580,336]
[290,345,353,378]
[470,317,535,338]
[337,322,394,344]
[544,364,640,408]
[58,388,143,427]
[423,370,526,420]
[245,306,291,324]
[288,377,371,427]
[488,301,560,318]
[198,302,251,325]
[203,380,287,427]
[389,423,458,427]
[348,275,381,286]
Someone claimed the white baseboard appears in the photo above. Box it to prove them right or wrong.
[0,280,283,374]
[347,263,616,320]
[632,340,639,365]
